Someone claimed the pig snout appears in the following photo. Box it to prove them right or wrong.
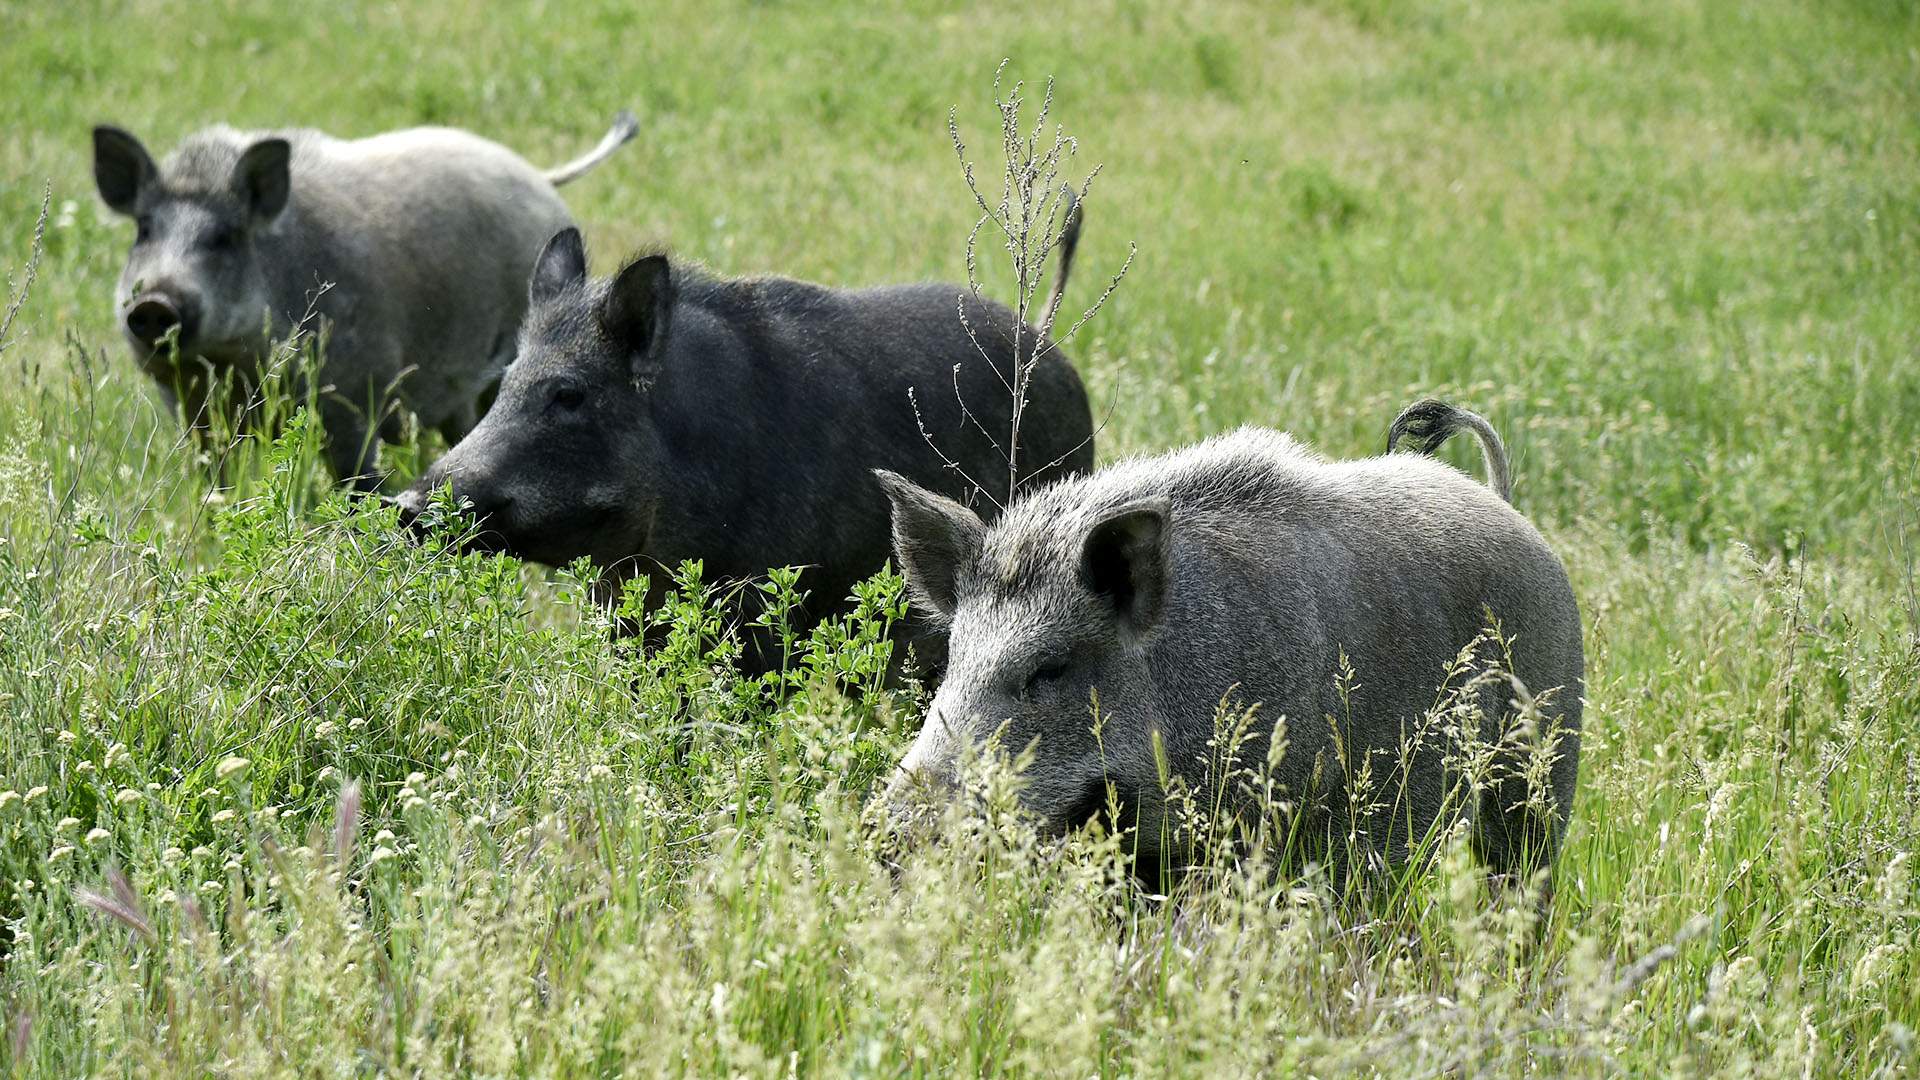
[390,487,431,539]
[876,710,964,841]
[123,291,197,349]
[449,480,511,536]
[394,466,514,551]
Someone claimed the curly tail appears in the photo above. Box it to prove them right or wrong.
[544,110,640,187]
[1038,185,1082,340]
[1386,398,1512,503]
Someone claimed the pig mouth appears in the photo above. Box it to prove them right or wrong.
[446,504,625,568]
[457,523,516,557]
[1061,777,1119,834]
[130,334,262,375]
[1057,777,1177,888]
[394,492,514,555]
[1057,773,1155,849]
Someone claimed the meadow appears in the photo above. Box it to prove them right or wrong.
[1,0,1918,1074]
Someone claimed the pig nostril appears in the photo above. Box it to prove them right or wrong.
[461,491,513,530]
[125,298,181,345]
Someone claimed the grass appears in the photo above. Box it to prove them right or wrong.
[2,0,1918,1074]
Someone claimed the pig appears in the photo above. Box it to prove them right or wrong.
[92,112,640,487]
[875,399,1584,891]
[397,217,1096,672]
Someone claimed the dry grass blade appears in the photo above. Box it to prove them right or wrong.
[334,778,362,869]
[933,62,1129,505]
[74,866,156,944]
[1610,913,1714,1000]
[179,894,211,942]
[6,1008,28,1062]
[0,180,52,358]
[1889,460,1920,653]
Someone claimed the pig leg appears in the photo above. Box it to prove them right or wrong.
[436,400,478,446]
[1471,713,1575,910]
[432,333,511,447]
[315,340,411,491]
[592,566,667,641]
[470,330,515,426]
[318,396,384,492]
[163,371,236,484]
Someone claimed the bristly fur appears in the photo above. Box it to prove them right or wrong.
[521,246,677,351]
[157,125,309,199]
[880,406,1583,882]
[94,115,636,486]
[400,235,1097,675]
[965,427,1322,601]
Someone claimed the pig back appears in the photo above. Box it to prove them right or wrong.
[1138,435,1582,858]
[291,129,577,426]
[640,276,1096,635]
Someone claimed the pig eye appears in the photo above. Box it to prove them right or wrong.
[134,217,153,243]
[204,225,239,251]
[1023,659,1071,697]
[550,384,586,411]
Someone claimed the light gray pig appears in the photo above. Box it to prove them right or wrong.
[92,112,638,487]
[876,400,1584,890]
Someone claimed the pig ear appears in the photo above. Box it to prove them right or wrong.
[602,254,673,368]
[93,126,157,216]
[1079,498,1170,636]
[874,469,985,618]
[234,138,292,223]
[529,228,588,304]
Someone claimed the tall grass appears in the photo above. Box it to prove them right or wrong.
[2,0,1918,1074]
[1,441,1914,1073]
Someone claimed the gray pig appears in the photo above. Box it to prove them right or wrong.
[397,222,1095,671]
[92,112,639,486]
[876,400,1584,889]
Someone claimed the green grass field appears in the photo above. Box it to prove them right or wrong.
[2,0,1918,1074]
